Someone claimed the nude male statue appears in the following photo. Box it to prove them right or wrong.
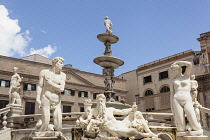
[36,57,66,134]
[9,67,23,105]
[104,16,113,34]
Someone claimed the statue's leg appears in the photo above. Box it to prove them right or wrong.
[14,91,21,105]
[172,99,186,131]
[184,102,201,130]
[11,93,15,104]
[53,102,62,131]
[39,97,50,132]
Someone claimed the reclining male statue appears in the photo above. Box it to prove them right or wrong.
[77,94,157,139]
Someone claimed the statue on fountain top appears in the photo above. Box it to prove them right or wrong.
[104,16,113,34]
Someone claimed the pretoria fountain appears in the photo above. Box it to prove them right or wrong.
[0,16,210,140]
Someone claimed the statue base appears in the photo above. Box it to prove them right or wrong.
[142,138,161,140]
[177,136,208,140]
[81,137,120,140]
[34,131,62,138]
[7,104,23,128]
[32,137,60,140]
[176,129,203,137]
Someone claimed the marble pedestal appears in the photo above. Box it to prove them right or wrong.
[33,131,63,140]
[32,137,60,140]
[81,137,161,140]
[142,138,161,140]
[81,137,119,140]
[177,136,208,140]
[7,104,23,128]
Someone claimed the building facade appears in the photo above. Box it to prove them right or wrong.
[118,31,210,127]
[0,54,127,122]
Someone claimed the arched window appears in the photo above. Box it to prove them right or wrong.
[145,90,153,96]
[160,86,170,93]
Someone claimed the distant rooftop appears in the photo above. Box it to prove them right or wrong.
[21,54,52,65]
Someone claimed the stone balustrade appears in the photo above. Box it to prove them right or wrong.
[0,106,11,130]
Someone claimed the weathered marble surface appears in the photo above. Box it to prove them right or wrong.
[170,61,210,139]
[104,16,113,34]
[35,57,66,137]
[9,67,23,105]
[77,94,158,139]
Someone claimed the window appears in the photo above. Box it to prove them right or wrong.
[79,91,88,98]
[62,89,75,96]
[160,86,170,93]
[80,107,84,112]
[0,80,10,87]
[146,108,155,112]
[135,94,140,104]
[63,105,71,113]
[0,100,9,109]
[145,90,153,96]
[159,71,168,80]
[143,75,152,84]
[93,93,100,99]
[23,83,36,91]
[24,102,35,122]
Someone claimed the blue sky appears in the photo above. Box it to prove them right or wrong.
[0,1,210,76]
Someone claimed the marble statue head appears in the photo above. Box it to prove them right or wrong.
[52,57,64,70]
[13,67,18,73]
[191,74,195,80]
[171,63,182,76]
[104,16,109,19]
[96,94,106,104]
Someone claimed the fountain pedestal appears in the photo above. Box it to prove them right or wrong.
[94,33,124,102]
[177,136,208,140]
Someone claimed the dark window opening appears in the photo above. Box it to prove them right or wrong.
[145,90,153,96]
[146,108,155,112]
[63,105,72,118]
[159,71,168,80]
[135,94,140,104]
[0,100,9,109]
[24,102,35,122]
[160,86,170,93]
[80,107,84,112]
[144,76,152,84]
[23,83,36,91]
[79,91,88,98]
[93,93,100,99]
[0,80,10,87]
[61,89,75,96]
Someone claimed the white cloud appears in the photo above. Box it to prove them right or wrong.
[0,5,31,56]
[30,45,56,58]
[0,5,56,58]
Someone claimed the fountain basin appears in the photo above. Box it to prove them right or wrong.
[94,56,124,69]
[97,33,119,44]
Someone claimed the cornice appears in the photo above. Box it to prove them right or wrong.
[137,50,194,72]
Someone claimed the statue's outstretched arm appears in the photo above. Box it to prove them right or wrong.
[113,108,132,116]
